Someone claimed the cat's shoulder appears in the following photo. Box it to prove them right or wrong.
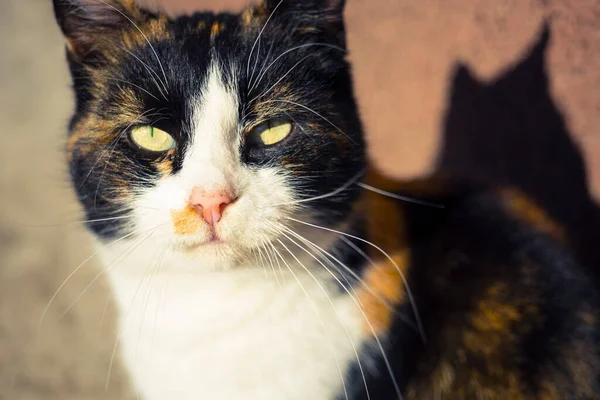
[365,176,600,399]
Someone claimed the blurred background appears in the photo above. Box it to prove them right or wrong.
[1,0,599,398]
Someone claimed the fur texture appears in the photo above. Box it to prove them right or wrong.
[53,0,600,399]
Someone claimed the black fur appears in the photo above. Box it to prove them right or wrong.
[54,0,364,238]
[54,1,600,399]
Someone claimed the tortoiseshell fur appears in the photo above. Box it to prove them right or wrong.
[346,176,600,398]
[53,0,600,398]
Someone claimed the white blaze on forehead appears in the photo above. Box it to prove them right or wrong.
[181,62,241,192]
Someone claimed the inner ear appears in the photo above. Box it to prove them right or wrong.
[53,0,146,60]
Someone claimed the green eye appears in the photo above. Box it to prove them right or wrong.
[250,119,293,146]
[130,126,175,152]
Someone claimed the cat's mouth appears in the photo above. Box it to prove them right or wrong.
[179,235,227,252]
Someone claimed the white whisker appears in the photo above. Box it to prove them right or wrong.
[246,0,286,85]
[247,38,276,99]
[269,168,365,207]
[80,108,159,190]
[56,228,159,322]
[286,217,427,344]
[37,228,139,341]
[357,182,445,209]
[271,224,370,400]
[249,43,346,93]
[269,239,349,400]
[248,54,313,105]
[106,230,164,390]
[262,99,357,144]
[113,42,169,99]
[97,0,169,95]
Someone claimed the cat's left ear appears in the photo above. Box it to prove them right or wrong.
[263,0,346,46]
[53,0,148,62]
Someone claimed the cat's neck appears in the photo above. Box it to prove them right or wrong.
[98,239,363,400]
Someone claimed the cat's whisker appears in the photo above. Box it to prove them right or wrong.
[286,216,427,344]
[249,43,346,94]
[275,225,405,399]
[109,77,161,102]
[16,215,131,229]
[80,108,159,189]
[268,239,350,400]
[112,42,169,99]
[270,224,371,400]
[357,182,445,209]
[247,53,313,105]
[91,111,169,209]
[93,134,126,210]
[268,167,365,207]
[248,37,277,96]
[23,205,158,231]
[150,247,170,363]
[337,237,401,311]
[135,243,166,370]
[254,244,270,280]
[281,111,312,140]
[106,232,166,390]
[36,228,137,342]
[281,224,411,327]
[74,76,161,102]
[261,240,281,286]
[263,99,357,144]
[152,247,173,359]
[249,37,262,90]
[246,0,286,85]
[267,239,286,281]
[38,223,162,348]
[96,0,170,96]
[97,291,113,332]
[56,226,160,323]
[277,222,418,399]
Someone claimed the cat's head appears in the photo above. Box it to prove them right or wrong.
[54,0,365,270]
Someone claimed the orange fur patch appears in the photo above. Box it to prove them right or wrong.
[539,382,561,400]
[579,310,597,325]
[210,21,224,38]
[171,205,203,235]
[121,15,171,50]
[562,340,597,398]
[461,283,539,358]
[154,150,175,177]
[355,168,410,336]
[500,189,564,240]
[240,9,255,27]
[358,250,409,336]
[66,84,144,156]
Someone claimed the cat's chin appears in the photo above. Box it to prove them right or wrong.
[169,235,250,267]
[180,237,227,252]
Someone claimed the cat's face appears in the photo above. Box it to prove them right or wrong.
[54,0,364,269]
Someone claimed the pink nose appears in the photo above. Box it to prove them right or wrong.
[188,188,234,228]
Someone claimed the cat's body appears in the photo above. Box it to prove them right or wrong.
[105,179,600,400]
[53,0,600,398]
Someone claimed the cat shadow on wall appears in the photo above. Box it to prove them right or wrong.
[436,24,600,279]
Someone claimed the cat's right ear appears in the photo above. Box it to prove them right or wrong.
[52,0,145,62]
[262,0,347,46]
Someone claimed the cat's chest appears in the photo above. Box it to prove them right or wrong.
[107,264,366,400]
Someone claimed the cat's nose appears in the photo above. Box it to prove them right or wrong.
[189,188,234,228]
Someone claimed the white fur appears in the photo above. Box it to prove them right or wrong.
[99,62,366,399]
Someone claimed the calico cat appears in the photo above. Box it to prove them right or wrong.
[52,0,600,398]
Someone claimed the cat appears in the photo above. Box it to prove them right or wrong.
[52,0,600,399]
